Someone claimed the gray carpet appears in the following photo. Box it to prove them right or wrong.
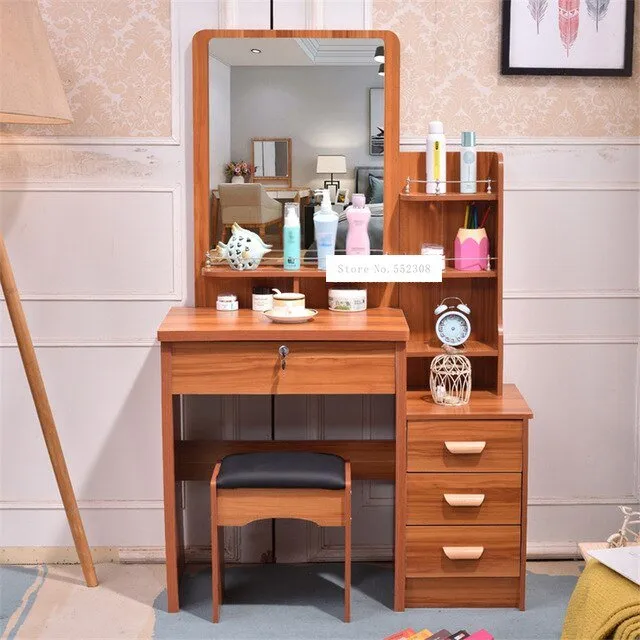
[153,563,578,639]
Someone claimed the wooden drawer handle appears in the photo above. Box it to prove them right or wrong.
[445,441,486,455]
[444,493,485,507]
[443,546,485,560]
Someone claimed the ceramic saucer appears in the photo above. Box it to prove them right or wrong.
[264,309,318,323]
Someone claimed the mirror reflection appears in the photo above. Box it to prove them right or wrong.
[208,37,385,254]
[253,138,291,182]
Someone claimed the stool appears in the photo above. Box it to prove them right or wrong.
[210,451,352,622]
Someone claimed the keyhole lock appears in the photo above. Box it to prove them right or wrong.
[278,345,289,370]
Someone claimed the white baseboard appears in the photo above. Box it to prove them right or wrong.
[0,543,584,564]
[526,542,582,559]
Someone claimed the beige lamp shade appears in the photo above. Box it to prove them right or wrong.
[0,0,72,124]
[316,155,347,175]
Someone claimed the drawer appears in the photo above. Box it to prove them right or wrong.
[408,420,523,472]
[405,576,521,608]
[406,525,520,577]
[170,342,395,394]
[407,473,521,525]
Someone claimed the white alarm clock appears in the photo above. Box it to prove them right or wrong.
[434,297,471,347]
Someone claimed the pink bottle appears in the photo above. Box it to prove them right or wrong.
[345,193,371,255]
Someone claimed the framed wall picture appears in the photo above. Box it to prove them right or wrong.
[369,87,384,156]
[501,0,635,76]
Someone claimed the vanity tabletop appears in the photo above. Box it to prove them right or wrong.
[157,307,410,343]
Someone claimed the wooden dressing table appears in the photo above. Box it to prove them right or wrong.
[158,307,409,612]
[157,28,533,615]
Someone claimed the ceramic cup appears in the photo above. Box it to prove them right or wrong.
[271,289,306,315]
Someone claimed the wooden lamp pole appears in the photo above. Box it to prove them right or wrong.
[0,0,97,587]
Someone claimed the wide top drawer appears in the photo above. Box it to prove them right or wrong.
[170,341,396,395]
[408,420,523,472]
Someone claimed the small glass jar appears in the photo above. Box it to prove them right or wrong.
[421,243,446,272]
[216,293,238,311]
[252,286,273,311]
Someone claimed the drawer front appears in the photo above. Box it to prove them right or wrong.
[408,420,522,472]
[407,473,522,525]
[171,342,395,394]
[406,576,520,608]
[406,525,521,577]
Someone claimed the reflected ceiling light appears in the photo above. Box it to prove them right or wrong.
[250,48,262,54]
[374,45,385,63]
[378,63,385,76]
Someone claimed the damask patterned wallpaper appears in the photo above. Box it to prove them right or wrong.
[7,0,171,138]
[373,0,639,137]
[3,1,636,139]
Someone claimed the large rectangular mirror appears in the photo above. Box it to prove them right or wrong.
[207,36,386,253]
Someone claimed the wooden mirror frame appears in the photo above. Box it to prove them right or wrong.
[192,29,401,307]
[251,137,292,186]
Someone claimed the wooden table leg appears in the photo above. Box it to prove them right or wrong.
[394,343,407,611]
[161,344,183,612]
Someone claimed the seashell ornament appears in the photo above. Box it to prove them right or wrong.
[212,222,272,271]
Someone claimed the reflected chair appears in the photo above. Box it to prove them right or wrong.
[218,183,283,239]
[210,452,352,622]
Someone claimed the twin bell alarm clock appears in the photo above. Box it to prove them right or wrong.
[434,297,471,347]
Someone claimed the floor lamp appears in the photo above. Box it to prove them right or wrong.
[0,1,97,587]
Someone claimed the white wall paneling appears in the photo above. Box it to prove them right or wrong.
[0,301,176,348]
[272,0,320,28]
[503,190,639,294]
[218,0,270,28]
[0,346,164,547]
[0,187,182,301]
[506,344,637,502]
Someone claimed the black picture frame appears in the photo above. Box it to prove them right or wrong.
[501,0,635,76]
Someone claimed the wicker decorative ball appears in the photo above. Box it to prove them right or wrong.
[429,354,472,406]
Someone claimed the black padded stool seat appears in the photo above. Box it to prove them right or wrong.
[217,452,345,490]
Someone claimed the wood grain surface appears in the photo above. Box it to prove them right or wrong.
[158,308,409,343]
[407,420,523,472]
[170,341,395,394]
[407,472,522,525]
[406,525,521,577]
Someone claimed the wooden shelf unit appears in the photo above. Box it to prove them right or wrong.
[398,150,504,394]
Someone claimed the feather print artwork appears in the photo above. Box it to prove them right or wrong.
[559,0,580,56]
[586,0,610,30]
[528,0,549,33]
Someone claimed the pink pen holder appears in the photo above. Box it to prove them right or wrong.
[454,228,489,271]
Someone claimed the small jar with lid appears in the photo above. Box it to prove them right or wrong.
[217,293,238,311]
[252,286,273,311]
[421,243,446,272]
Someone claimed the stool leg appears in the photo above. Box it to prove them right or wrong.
[218,526,225,602]
[344,461,352,623]
[210,463,222,623]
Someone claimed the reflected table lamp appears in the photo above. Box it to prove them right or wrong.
[0,0,97,587]
[316,155,346,194]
